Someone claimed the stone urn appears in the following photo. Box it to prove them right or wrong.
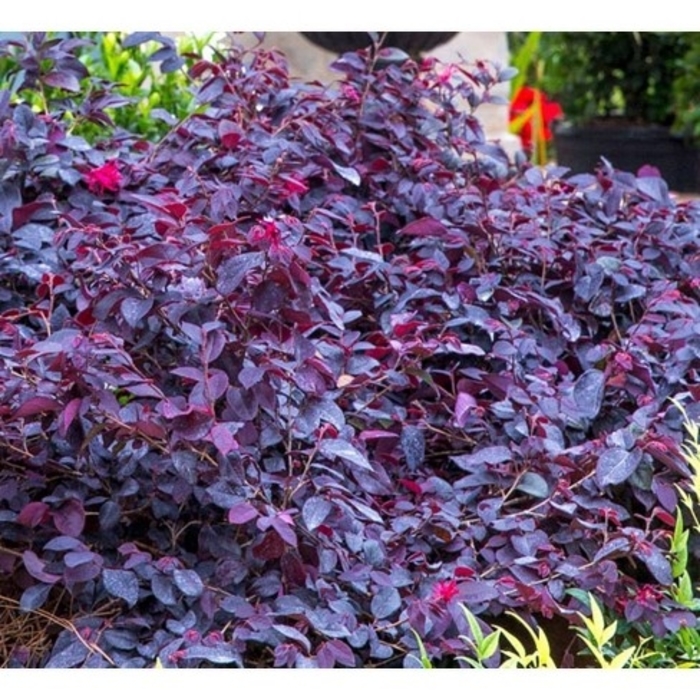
[300,32,458,58]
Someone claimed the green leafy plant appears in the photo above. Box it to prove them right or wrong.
[456,605,502,668]
[573,594,642,668]
[410,595,645,668]
[0,31,215,142]
[77,32,215,140]
[529,32,693,129]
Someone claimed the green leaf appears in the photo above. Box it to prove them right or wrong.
[480,630,502,661]
[608,646,636,669]
[410,629,433,669]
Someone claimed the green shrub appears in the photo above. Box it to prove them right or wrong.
[0,31,215,141]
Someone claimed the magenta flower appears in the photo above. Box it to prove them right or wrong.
[84,161,122,195]
[431,579,460,605]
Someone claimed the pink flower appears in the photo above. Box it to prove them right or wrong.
[431,579,460,605]
[84,161,122,195]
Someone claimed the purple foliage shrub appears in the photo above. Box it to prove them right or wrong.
[1,33,700,668]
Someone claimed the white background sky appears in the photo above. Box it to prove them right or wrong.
[3,2,698,31]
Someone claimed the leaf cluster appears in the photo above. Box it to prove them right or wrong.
[1,33,699,668]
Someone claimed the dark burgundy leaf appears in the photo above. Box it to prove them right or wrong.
[252,531,286,561]
[399,217,449,237]
[17,502,50,528]
[12,396,61,419]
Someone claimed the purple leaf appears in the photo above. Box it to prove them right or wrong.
[319,438,373,471]
[375,46,411,66]
[460,580,500,604]
[371,586,401,619]
[121,297,154,328]
[64,550,96,568]
[238,365,266,389]
[12,396,61,419]
[122,31,166,47]
[227,502,259,525]
[216,252,265,295]
[516,473,549,499]
[52,500,85,537]
[635,543,672,586]
[151,574,177,605]
[272,624,312,653]
[184,645,241,665]
[592,537,630,564]
[270,517,298,548]
[209,423,239,456]
[573,369,605,419]
[399,217,449,237]
[63,556,103,584]
[401,426,425,471]
[16,502,49,528]
[324,639,356,668]
[103,569,140,607]
[330,162,361,186]
[454,392,477,427]
[45,641,88,668]
[596,447,642,487]
[23,551,60,584]
[302,497,332,531]
[42,71,81,92]
[173,569,204,598]
[19,583,52,612]
[453,446,512,470]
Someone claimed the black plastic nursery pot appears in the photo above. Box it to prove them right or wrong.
[553,121,700,193]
